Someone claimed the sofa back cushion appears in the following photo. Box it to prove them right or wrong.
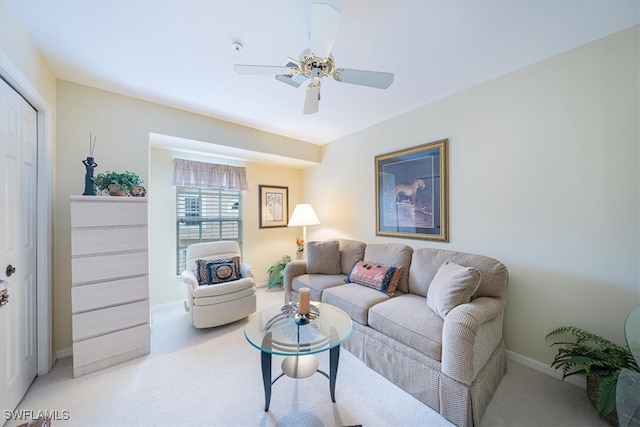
[409,247,508,298]
[307,241,341,274]
[335,239,367,275]
[364,243,413,294]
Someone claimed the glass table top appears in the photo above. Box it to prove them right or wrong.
[244,303,353,356]
[617,305,640,427]
[625,305,640,368]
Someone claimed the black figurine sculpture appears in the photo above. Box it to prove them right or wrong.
[82,133,97,195]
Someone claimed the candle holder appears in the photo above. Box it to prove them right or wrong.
[294,313,311,325]
[263,303,321,332]
[280,302,320,324]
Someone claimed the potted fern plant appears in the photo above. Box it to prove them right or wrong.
[546,326,640,425]
[266,255,291,289]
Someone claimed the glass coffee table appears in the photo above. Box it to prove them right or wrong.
[244,302,353,411]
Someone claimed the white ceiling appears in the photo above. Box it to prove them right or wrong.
[6,1,640,145]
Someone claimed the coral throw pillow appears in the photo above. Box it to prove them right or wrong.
[347,261,403,296]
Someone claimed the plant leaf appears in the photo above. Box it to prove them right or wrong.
[596,373,620,416]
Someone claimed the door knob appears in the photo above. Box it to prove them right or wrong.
[5,264,16,277]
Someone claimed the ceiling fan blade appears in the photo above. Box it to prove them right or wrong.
[233,65,298,75]
[310,3,341,59]
[333,68,394,89]
[303,81,321,115]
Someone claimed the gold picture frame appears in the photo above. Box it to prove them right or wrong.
[259,185,289,228]
[375,139,449,241]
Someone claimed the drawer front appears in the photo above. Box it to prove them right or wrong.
[72,324,150,369]
[72,300,149,341]
[71,199,147,227]
[71,276,148,314]
[71,251,148,285]
[71,226,147,256]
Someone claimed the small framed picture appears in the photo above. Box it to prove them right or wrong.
[259,185,289,228]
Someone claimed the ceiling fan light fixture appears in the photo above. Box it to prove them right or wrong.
[232,2,394,114]
[299,53,334,78]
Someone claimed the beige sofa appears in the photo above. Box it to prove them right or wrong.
[284,239,509,427]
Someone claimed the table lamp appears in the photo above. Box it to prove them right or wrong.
[288,203,320,248]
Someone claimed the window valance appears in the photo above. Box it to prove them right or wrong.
[172,159,247,191]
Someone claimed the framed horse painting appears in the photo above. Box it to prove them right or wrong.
[375,139,449,241]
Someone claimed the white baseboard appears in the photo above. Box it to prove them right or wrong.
[506,350,586,389]
[56,347,72,359]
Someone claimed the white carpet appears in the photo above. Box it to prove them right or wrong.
[7,289,454,427]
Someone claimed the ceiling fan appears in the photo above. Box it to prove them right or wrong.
[233,3,394,114]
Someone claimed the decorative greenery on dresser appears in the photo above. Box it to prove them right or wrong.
[93,170,143,196]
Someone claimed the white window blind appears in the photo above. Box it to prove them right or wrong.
[175,187,242,274]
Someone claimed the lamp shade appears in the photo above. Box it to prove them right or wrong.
[288,204,320,227]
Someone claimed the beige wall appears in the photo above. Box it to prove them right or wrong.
[55,81,318,351]
[149,147,303,306]
[305,25,640,365]
[0,1,56,103]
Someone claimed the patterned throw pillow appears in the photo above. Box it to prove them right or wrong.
[195,256,241,285]
[206,258,241,284]
[346,261,402,296]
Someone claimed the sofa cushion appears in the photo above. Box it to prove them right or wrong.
[307,241,341,274]
[292,274,346,302]
[363,243,413,294]
[409,247,509,299]
[426,261,481,318]
[336,239,367,275]
[322,283,389,325]
[346,261,403,296]
[368,294,444,361]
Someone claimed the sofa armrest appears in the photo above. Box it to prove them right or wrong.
[441,296,506,385]
[283,260,308,302]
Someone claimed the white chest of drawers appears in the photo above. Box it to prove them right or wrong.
[70,196,149,377]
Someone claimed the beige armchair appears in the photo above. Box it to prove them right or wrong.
[180,241,256,328]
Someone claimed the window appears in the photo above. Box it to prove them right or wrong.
[176,186,242,274]
[183,197,201,226]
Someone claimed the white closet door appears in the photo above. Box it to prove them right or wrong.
[0,78,38,414]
